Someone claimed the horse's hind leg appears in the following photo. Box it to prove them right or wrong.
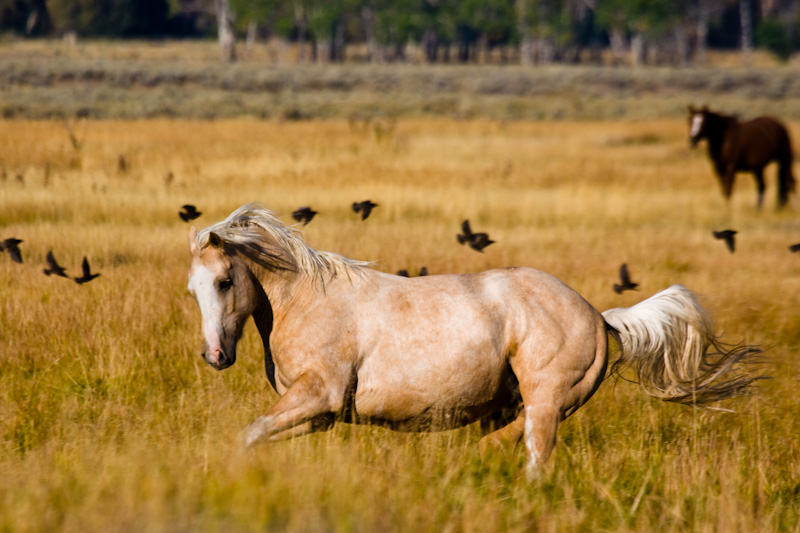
[510,319,608,478]
[479,415,525,459]
[753,169,766,209]
[777,159,795,208]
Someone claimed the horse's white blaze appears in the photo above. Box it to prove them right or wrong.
[188,264,223,363]
[690,113,703,138]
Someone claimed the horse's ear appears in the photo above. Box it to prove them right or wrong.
[189,226,198,256]
[208,232,224,249]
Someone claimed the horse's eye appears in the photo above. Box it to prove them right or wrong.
[219,278,233,291]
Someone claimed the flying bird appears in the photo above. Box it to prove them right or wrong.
[789,243,800,254]
[352,200,378,221]
[43,250,69,278]
[292,206,318,226]
[457,220,495,253]
[179,205,202,222]
[74,257,100,285]
[2,238,23,263]
[713,229,737,253]
[613,263,638,294]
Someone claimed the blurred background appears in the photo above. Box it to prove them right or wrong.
[3,1,800,121]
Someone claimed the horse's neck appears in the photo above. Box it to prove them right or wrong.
[249,268,280,390]
[706,117,735,157]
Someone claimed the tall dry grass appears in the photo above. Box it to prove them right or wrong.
[1,118,800,532]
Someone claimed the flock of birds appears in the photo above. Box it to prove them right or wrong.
[290,200,497,278]
[0,237,100,284]
[6,201,800,294]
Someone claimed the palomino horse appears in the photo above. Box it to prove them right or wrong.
[688,105,795,209]
[187,204,761,475]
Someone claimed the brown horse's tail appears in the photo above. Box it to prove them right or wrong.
[778,149,795,207]
[602,285,764,407]
[777,125,796,206]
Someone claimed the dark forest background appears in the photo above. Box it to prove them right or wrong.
[1,0,799,65]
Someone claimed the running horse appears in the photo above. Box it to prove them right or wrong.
[187,204,762,476]
[688,105,795,209]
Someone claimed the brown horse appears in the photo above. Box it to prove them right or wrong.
[688,105,795,209]
[187,204,762,477]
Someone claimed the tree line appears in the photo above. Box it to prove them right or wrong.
[2,0,799,65]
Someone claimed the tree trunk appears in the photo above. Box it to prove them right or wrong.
[674,24,689,67]
[215,0,236,62]
[695,0,709,66]
[630,32,644,67]
[609,27,627,66]
[361,4,380,63]
[740,0,753,66]
[293,0,308,63]
[516,0,534,66]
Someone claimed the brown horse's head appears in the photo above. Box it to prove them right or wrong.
[187,226,260,370]
[688,105,710,147]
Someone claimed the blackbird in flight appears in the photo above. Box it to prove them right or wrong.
[352,200,378,221]
[457,220,495,252]
[713,230,737,253]
[613,263,638,294]
[74,257,100,285]
[1,238,23,263]
[43,250,69,278]
[292,206,318,226]
[179,205,202,222]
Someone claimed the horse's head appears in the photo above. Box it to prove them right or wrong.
[187,226,260,370]
[688,105,710,147]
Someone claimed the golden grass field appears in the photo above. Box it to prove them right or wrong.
[1,117,800,532]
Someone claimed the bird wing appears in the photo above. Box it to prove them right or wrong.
[461,220,472,236]
[82,257,91,276]
[46,250,61,269]
[619,263,630,284]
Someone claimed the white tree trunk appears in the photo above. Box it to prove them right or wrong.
[215,0,236,62]
[740,0,753,66]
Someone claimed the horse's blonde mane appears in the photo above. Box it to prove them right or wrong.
[196,203,370,280]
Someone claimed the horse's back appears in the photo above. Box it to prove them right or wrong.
[737,116,793,166]
[350,267,605,426]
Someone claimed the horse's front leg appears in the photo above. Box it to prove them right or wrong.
[720,165,737,200]
[239,371,336,448]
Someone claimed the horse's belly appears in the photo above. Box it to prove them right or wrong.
[352,348,515,428]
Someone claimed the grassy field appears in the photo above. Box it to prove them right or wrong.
[3,39,800,121]
[1,115,800,532]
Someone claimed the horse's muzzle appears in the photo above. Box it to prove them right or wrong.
[201,342,236,370]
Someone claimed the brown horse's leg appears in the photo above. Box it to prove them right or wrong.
[239,371,335,448]
[753,169,765,209]
[778,159,795,208]
[721,167,737,200]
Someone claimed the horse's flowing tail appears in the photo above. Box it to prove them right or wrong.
[601,285,763,406]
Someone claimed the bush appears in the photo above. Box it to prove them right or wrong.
[756,18,792,63]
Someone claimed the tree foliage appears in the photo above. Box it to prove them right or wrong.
[2,0,799,64]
